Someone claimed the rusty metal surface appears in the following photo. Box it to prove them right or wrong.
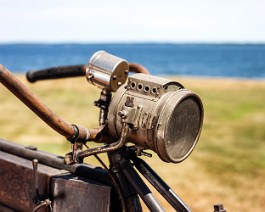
[0,138,111,185]
[0,151,66,212]
[0,65,94,142]
[0,149,114,212]
[51,174,111,212]
[0,202,19,212]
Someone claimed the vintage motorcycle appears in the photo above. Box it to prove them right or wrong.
[0,51,225,212]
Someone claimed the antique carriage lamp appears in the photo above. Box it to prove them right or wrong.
[85,51,204,163]
[0,50,205,212]
[0,50,203,164]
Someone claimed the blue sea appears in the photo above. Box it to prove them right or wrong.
[0,43,265,79]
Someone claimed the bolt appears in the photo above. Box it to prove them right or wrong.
[133,125,138,130]
[64,153,74,165]
[118,110,127,118]
[213,204,226,212]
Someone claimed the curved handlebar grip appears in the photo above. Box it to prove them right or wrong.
[26,65,86,83]
[26,63,150,83]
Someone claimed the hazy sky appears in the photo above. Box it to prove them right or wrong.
[1,0,265,43]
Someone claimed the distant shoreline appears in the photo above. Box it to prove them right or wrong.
[2,44,265,79]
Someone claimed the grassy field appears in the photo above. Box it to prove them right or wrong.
[0,74,265,211]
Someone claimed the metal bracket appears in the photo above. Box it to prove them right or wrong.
[118,96,143,130]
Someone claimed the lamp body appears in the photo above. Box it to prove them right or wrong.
[108,74,204,163]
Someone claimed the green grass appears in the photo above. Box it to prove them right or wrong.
[192,80,265,194]
[1,75,265,211]
[198,86,265,176]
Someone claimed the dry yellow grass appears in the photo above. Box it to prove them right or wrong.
[1,74,265,211]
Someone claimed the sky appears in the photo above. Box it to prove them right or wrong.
[0,0,265,43]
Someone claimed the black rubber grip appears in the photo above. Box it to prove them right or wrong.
[26,64,86,83]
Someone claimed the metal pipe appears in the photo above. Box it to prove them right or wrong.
[0,65,90,141]
[77,123,129,160]
[0,138,111,185]
[131,155,191,212]
[120,158,164,212]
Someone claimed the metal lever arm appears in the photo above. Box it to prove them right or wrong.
[0,65,92,142]
[32,159,40,197]
[77,123,129,161]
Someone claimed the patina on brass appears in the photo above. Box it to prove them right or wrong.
[108,73,204,163]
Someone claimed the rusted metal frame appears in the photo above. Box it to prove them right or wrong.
[0,65,97,142]
[129,151,191,212]
[108,149,164,211]
[0,147,115,212]
[107,150,142,212]
[93,154,127,212]
[0,138,112,185]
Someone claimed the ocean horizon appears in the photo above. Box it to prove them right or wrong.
[1,43,265,79]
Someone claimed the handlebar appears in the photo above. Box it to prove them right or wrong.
[26,65,86,82]
[26,63,150,83]
[0,60,150,142]
[0,64,97,142]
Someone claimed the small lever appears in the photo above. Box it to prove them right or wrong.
[32,159,53,211]
[32,159,39,198]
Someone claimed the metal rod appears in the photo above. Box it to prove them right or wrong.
[121,158,164,212]
[0,65,91,141]
[76,123,129,160]
[131,154,191,212]
[0,138,111,185]
[32,159,40,197]
[93,153,127,212]
[108,150,143,212]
